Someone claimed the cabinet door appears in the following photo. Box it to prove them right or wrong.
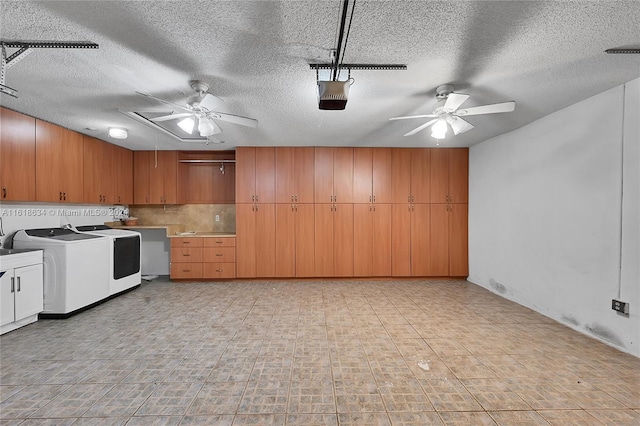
[353,148,373,204]
[391,204,412,277]
[0,270,15,326]
[294,147,315,203]
[275,204,295,277]
[449,149,469,203]
[372,203,392,277]
[275,147,295,203]
[411,204,431,276]
[353,204,373,276]
[149,151,165,203]
[35,119,65,202]
[333,148,353,203]
[314,147,333,203]
[0,107,36,201]
[391,149,412,204]
[314,204,334,276]
[133,151,151,204]
[333,203,353,277]
[430,149,449,203]
[14,264,43,321]
[295,203,315,277]
[236,147,256,203]
[255,203,276,277]
[411,148,431,203]
[236,204,256,278]
[102,142,119,204]
[117,147,134,204]
[255,147,275,203]
[161,151,177,204]
[83,136,104,204]
[372,148,393,204]
[449,203,468,276]
[61,129,84,203]
[429,204,449,276]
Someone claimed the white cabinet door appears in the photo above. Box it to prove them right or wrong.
[14,264,43,321]
[0,270,16,326]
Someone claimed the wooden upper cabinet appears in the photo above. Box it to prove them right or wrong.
[372,148,392,203]
[35,119,83,203]
[83,135,118,204]
[391,148,430,203]
[133,151,151,204]
[430,148,468,203]
[236,147,275,203]
[116,146,134,205]
[314,147,353,203]
[148,150,177,204]
[177,151,235,204]
[275,147,314,203]
[353,148,373,203]
[0,107,36,201]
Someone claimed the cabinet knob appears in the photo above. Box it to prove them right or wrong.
[216,253,223,257]
[215,241,223,244]
[183,269,191,272]
[2,186,6,198]
[183,254,190,257]
[216,269,223,272]
[60,191,63,201]
[63,192,67,201]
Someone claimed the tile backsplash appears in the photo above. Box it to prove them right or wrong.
[129,204,235,233]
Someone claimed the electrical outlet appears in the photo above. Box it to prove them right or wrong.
[215,215,220,222]
[612,299,629,315]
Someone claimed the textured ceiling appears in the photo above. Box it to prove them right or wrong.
[1,1,639,151]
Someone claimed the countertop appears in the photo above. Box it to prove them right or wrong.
[104,222,235,238]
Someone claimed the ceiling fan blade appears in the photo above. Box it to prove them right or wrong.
[150,112,193,122]
[199,93,225,112]
[404,119,438,137]
[443,93,469,113]
[210,112,258,128]
[456,101,515,116]
[136,91,191,112]
[449,117,475,135]
[389,114,438,121]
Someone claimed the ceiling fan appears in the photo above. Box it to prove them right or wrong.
[137,81,258,139]
[390,85,515,139]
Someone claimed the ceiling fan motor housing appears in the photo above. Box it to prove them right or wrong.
[318,80,351,110]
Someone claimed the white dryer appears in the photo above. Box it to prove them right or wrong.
[13,228,110,317]
[75,225,141,295]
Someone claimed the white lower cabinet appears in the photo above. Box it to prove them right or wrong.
[1,251,44,334]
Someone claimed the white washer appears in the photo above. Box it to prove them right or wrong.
[75,225,141,295]
[13,228,110,317]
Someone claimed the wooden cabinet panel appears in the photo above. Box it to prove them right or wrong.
[333,203,353,276]
[275,147,295,203]
[255,203,276,277]
[133,151,150,204]
[372,203,392,277]
[255,147,275,203]
[333,148,353,203]
[83,136,117,204]
[116,146,133,204]
[411,204,431,276]
[236,147,256,203]
[170,262,203,279]
[236,147,274,203]
[353,204,373,276]
[295,203,315,277]
[429,204,450,276]
[373,148,393,204]
[35,120,83,203]
[236,204,257,278]
[353,148,373,204]
[294,147,315,203]
[314,204,334,277]
[0,107,36,201]
[203,247,236,263]
[430,149,449,203]
[171,247,204,263]
[411,149,431,203]
[449,149,469,203]
[103,143,118,203]
[391,148,429,203]
[449,203,468,276]
[314,147,333,203]
[177,151,235,204]
[148,150,177,204]
[391,203,412,277]
[171,237,204,247]
[202,262,236,279]
[391,149,412,204]
[275,204,296,277]
[203,237,235,247]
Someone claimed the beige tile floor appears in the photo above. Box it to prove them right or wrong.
[1,279,638,425]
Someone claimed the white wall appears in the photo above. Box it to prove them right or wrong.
[469,79,639,357]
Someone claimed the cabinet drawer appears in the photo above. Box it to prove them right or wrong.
[203,247,236,263]
[203,262,236,279]
[170,262,203,279]
[203,237,236,247]
[171,237,204,248]
[170,247,203,263]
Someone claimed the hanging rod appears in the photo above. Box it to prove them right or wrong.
[178,159,236,164]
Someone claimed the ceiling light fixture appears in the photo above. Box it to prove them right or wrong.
[108,128,128,139]
[430,119,448,139]
[177,117,195,134]
[197,118,216,137]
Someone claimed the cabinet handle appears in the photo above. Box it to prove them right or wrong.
[256,195,259,202]
[60,191,63,201]
[183,269,191,272]
[63,192,67,201]
[295,205,298,212]
[295,195,298,201]
[216,253,223,256]
[369,195,372,203]
[373,195,376,202]
[10,277,14,293]
[118,196,121,203]
[2,186,6,198]
[215,241,223,244]
[373,206,376,212]
[17,277,20,292]
[216,269,223,272]
[182,241,191,244]
[183,254,190,257]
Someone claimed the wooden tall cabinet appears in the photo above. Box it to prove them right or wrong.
[236,203,276,278]
[429,203,468,276]
[35,119,83,203]
[391,203,431,276]
[314,203,353,277]
[391,148,431,204]
[133,150,177,204]
[236,147,275,204]
[353,203,391,276]
[275,147,314,203]
[275,203,315,277]
[430,148,468,203]
[353,148,392,204]
[314,147,353,203]
[0,107,36,201]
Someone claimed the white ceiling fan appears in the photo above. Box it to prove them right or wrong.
[137,81,258,140]
[390,85,515,139]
